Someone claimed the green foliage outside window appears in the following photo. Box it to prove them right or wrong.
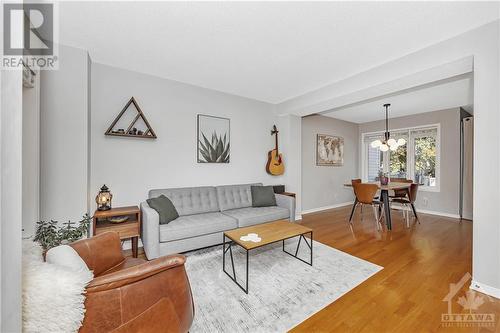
[389,144,407,178]
[414,136,436,184]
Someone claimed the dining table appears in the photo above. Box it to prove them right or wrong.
[344,181,417,230]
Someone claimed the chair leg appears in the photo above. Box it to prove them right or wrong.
[378,205,385,229]
[372,206,380,230]
[349,200,358,223]
[405,204,410,228]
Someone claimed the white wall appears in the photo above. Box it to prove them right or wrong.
[301,115,358,212]
[40,45,90,222]
[0,69,23,332]
[278,114,302,219]
[91,63,285,208]
[359,108,461,217]
[22,72,40,237]
[277,20,500,296]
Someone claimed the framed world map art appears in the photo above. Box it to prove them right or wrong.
[316,134,344,166]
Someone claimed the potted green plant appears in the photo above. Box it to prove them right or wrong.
[33,214,91,259]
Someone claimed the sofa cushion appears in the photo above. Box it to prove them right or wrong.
[146,195,179,224]
[251,186,277,207]
[149,186,219,216]
[159,212,237,243]
[222,206,289,228]
[216,183,262,211]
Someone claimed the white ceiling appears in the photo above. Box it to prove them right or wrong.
[59,2,499,104]
[322,76,473,123]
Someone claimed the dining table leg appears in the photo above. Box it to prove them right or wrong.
[381,189,392,230]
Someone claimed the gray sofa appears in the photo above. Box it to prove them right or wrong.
[141,183,296,259]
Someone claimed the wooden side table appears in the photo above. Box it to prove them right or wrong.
[280,192,296,198]
[93,206,141,258]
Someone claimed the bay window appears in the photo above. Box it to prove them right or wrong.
[362,124,440,191]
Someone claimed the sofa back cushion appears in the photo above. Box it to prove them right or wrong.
[216,183,262,211]
[149,186,219,216]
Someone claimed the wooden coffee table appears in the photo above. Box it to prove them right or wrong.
[223,219,313,293]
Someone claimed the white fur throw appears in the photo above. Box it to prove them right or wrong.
[22,241,93,333]
[46,245,90,275]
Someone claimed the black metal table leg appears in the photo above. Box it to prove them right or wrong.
[283,232,313,266]
[310,231,313,266]
[381,189,392,230]
[222,234,249,294]
[245,250,249,293]
[349,198,358,222]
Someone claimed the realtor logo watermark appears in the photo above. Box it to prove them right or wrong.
[441,272,496,328]
[2,2,58,69]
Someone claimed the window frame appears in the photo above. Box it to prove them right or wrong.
[361,123,441,192]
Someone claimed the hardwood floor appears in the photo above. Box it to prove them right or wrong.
[290,205,500,333]
[127,205,500,332]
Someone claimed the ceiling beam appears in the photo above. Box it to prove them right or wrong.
[276,55,473,117]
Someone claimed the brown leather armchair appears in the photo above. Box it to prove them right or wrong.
[70,232,194,333]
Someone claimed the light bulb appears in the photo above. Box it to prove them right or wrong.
[397,138,406,146]
[380,144,389,152]
[390,144,398,151]
[387,138,397,147]
[371,140,382,148]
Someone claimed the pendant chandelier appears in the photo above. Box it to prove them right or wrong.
[370,103,406,152]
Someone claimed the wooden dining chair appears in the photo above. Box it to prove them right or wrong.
[350,183,384,230]
[389,178,413,199]
[391,183,419,227]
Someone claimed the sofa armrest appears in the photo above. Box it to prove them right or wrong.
[87,254,186,293]
[141,201,161,259]
[275,194,296,222]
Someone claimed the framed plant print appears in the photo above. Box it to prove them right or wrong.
[197,114,230,163]
[316,134,344,166]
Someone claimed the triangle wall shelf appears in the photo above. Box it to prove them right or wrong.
[105,97,157,139]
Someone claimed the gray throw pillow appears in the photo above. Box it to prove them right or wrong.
[251,185,277,207]
[146,195,179,224]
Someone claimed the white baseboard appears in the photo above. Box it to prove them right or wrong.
[389,204,460,219]
[417,209,460,219]
[403,207,459,219]
[295,214,303,221]
[300,202,460,219]
[301,202,353,215]
[470,280,500,299]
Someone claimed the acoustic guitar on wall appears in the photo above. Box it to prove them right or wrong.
[266,125,285,176]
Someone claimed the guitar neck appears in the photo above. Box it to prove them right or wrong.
[275,133,279,155]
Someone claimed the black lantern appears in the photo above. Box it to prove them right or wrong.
[96,184,112,211]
